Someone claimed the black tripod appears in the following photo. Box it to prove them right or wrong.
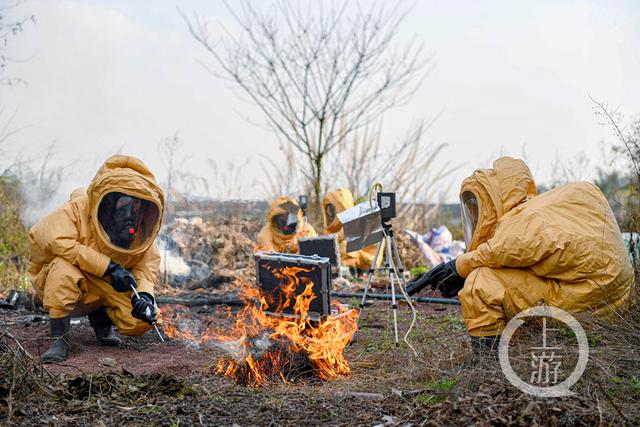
[356,221,410,347]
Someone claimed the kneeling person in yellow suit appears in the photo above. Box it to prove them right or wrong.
[406,157,634,352]
[323,188,380,271]
[29,155,165,363]
[255,196,317,253]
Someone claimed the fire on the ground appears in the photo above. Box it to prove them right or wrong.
[161,265,358,387]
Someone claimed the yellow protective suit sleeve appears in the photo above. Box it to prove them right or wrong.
[29,203,111,278]
[131,241,161,296]
[255,226,276,252]
[456,212,558,278]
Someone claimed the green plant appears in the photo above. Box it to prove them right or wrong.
[416,394,442,405]
[0,176,29,295]
[430,377,456,392]
[441,314,467,333]
[410,266,430,278]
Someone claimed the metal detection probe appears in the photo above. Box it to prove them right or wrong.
[129,284,165,342]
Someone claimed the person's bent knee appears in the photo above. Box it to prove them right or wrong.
[42,257,85,318]
[460,267,507,337]
[47,256,83,278]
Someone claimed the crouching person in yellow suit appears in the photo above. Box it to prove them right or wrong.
[323,188,381,271]
[29,155,165,363]
[406,157,634,352]
[255,195,317,254]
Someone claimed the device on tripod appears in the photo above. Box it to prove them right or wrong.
[298,195,308,219]
[337,190,415,348]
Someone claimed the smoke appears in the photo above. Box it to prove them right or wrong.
[213,332,273,362]
[158,238,192,277]
[18,179,66,227]
[3,143,68,227]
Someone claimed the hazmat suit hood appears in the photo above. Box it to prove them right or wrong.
[266,195,304,244]
[323,188,355,233]
[255,195,317,253]
[460,157,537,251]
[87,155,165,261]
[70,187,86,201]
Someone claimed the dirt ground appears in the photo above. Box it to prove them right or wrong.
[2,293,639,426]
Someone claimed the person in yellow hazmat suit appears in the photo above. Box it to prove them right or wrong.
[406,156,634,351]
[322,188,381,271]
[255,195,317,253]
[29,155,165,363]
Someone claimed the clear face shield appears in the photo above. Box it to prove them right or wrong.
[324,203,337,227]
[272,201,300,236]
[97,191,160,250]
[460,191,479,250]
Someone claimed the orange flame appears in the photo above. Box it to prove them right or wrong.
[161,266,358,386]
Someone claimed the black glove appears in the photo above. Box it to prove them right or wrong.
[405,270,433,296]
[405,260,465,298]
[131,292,157,325]
[429,259,465,298]
[105,261,136,293]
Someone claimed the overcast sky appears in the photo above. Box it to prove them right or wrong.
[2,0,640,205]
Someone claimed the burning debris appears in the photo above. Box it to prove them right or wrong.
[162,265,358,387]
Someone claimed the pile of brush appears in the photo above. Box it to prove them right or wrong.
[215,333,315,387]
[0,331,56,421]
[159,216,257,290]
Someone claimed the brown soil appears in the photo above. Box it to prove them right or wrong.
[0,299,456,378]
[1,309,211,377]
[3,294,638,426]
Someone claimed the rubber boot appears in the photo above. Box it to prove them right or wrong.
[88,307,121,346]
[42,317,70,363]
[444,335,500,375]
[471,335,500,356]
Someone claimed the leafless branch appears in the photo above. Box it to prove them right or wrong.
[183,0,430,213]
[588,93,640,187]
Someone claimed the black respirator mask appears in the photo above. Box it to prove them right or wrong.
[324,203,336,226]
[272,202,300,236]
[98,192,146,249]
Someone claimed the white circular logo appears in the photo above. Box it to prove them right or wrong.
[498,306,589,398]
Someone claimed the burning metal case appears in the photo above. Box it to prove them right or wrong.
[255,252,332,321]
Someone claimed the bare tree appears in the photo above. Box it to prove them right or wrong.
[259,142,308,200]
[208,158,258,200]
[589,95,640,265]
[0,107,22,174]
[0,1,34,86]
[589,94,640,188]
[0,1,34,169]
[183,1,430,213]
[546,151,592,188]
[158,132,210,219]
[328,117,455,230]
[158,132,185,219]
